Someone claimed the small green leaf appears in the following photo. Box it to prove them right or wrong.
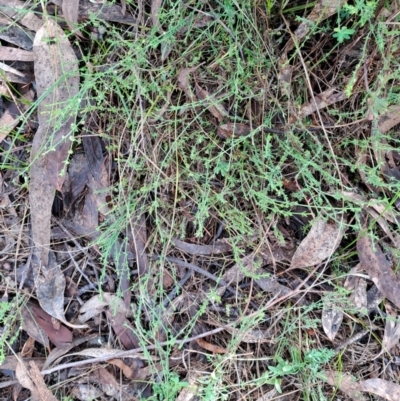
[333,27,355,43]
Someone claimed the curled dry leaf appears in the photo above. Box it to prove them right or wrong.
[217,123,251,139]
[322,303,343,342]
[290,218,345,270]
[108,359,134,379]
[357,235,400,309]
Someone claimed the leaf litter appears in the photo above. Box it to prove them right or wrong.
[2,0,400,400]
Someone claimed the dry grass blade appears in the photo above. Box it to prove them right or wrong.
[381,303,400,354]
[290,218,345,270]
[357,234,400,309]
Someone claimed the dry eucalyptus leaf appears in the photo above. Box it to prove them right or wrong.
[350,277,368,312]
[30,18,79,269]
[377,105,400,134]
[70,384,104,401]
[322,303,343,341]
[217,123,251,138]
[357,235,400,309]
[62,0,83,37]
[361,378,400,400]
[95,367,120,397]
[323,370,366,401]
[382,303,400,353]
[290,218,345,269]
[78,293,131,323]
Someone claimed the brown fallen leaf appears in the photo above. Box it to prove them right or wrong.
[298,88,347,119]
[78,292,131,323]
[42,334,98,370]
[322,303,343,342]
[377,105,400,134]
[0,0,42,32]
[106,309,140,350]
[323,370,366,401]
[62,0,83,37]
[382,303,400,354]
[177,66,198,103]
[290,218,345,270]
[70,384,104,401]
[357,234,400,309]
[279,0,344,96]
[195,83,229,122]
[361,378,400,400]
[0,90,34,142]
[108,358,134,379]
[28,303,73,348]
[196,338,228,354]
[16,358,58,401]
[95,367,120,398]
[0,47,34,61]
[30,17,79,270]
[217,123,252,139]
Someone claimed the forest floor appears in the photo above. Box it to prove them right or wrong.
[1,1,400,400]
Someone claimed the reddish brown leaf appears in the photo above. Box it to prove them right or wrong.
[28,304,72,348]
[357,235,400,309]
[106,310,139,350]
[196,338,228,354]
[108,359,134,379]
[95,367,120,397]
